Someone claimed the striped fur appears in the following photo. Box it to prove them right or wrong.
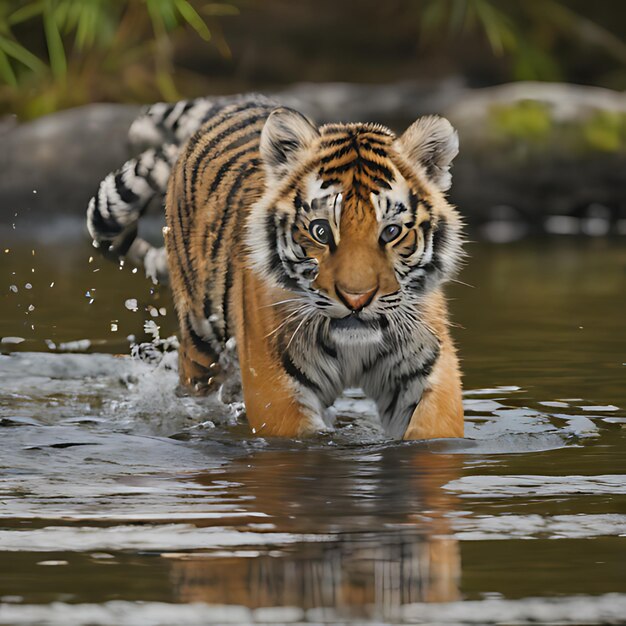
[86,94,273,283]
[162,98,465,439]
[86,94,465,439]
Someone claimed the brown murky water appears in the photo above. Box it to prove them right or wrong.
[1,225,625,624]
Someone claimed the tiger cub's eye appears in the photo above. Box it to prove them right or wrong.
[309,219,332,245]
[380,224,402,244]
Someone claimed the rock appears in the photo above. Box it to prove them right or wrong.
[1,81,624,234]
[0,104,141,229]
[443,82,626,224]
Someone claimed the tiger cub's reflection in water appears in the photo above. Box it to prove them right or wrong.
[168,447,461,615]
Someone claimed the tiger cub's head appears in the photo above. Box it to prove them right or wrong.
[248,107,463,340]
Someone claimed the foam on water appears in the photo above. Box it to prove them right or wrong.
[1,595,626,625]
[0,349,616,450]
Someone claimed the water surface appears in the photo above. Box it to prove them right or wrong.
[1,230,625,624]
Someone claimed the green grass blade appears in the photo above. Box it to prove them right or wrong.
[175,0,211,40]
[8,2,45,26]
[0,47,17,86]
[0,34,47,73]
[43,5,67,78]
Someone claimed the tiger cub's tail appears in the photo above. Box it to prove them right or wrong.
[86,97,215,284]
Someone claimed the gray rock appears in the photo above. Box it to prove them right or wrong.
[0,104,141,228]
[443,82,626,223]
[1,81,624,233]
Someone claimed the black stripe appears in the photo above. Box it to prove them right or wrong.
[189,110,270,205]
[266,212,301,291]
[322,160,357,176]
[358,157,394,183]
[361,143,389,158]
[221,262,234,341]
[409,192,419,221]
[320,143,355,164]
[369,176,392,190]
[171,196,195,298]
[170,100,195,132]
[320,135,353,149]
[90,199,121,237]
[320,178,341,189]
[281,352,321,392]
[186,315,216,357]
[207,140,258,197]
[317,325,337,359]
[114,172,139,204]
[209,158,259,259]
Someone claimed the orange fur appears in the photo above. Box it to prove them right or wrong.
[164,100,464,439]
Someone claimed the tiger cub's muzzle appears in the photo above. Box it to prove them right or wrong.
[335,284,378,312]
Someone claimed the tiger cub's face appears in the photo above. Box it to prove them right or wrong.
[249,108,463,342]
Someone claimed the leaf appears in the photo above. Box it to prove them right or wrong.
[0,34,47,73]
[146,0,179,31]
[43,5,67,78]
[0,47,17,86]
[8,2,45,26]
[175,0,211,40]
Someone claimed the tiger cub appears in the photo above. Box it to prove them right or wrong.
[88,95,465,439]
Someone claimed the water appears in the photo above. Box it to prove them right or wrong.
[1,226,625,625]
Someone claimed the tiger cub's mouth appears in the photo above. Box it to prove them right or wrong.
[329,314,384,332]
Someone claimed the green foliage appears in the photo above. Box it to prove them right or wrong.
[1,0,625,119]
[419,0,626,82]
[583,111,626,153]
[491,100,552,141]
[0,0,239,117]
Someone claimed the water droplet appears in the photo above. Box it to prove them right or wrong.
[25,283,32,290]
[111,322,118,332]
[88,256,94,264]
[28,305,35,312]
[159,307,167,316]
[124,298,138,312]
[9,285,18,293]
[49,282,55,288]
[1,336,24,345]
[132,268,138,274]
[3,249,9,254]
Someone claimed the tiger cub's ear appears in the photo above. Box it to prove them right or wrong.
[396,115,459,192]
[260,107,320,183]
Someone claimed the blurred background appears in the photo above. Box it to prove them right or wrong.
[1,0,625,118]
[0,0,624,372]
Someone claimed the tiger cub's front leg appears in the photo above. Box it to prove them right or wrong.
[365,329,463,440]
[404,334,464,440]
[233,269,332,437]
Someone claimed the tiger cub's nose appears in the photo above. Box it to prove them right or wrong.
[335,284,378,312]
